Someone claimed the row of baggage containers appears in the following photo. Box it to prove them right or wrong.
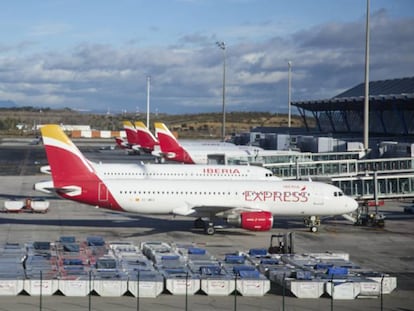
[0,237,270,297]
[246,249,397,299]
[141,241,270,297]
[3,198,50,213]
[0,238,397,299]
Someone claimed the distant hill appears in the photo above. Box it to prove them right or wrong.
[0,100,16,108]
[0,107,311,138]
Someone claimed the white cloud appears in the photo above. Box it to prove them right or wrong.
[0,9,412,113]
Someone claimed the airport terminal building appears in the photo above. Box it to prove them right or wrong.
[232,77,414,156]
[292,76,414,136]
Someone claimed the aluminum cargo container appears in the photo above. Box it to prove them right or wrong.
[363,272,397,294]
[30,199,50,213]
[285,278,325,298]
[0,278,24,296]
[161,267,200,295]
[127,271,164,298]
[92,274,128,297]
[325,279,361,300]
[190,261,234,296]
[58,277,90,297]
[4,200,24,212]
[23,278,59,296]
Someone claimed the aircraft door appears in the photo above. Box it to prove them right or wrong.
[98,182,109,201]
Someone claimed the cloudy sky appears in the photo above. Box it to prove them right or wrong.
[0,0,413,114]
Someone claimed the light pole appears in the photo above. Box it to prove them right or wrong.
[146,75,151,128]
[363,0,370,154]
[288,61,292,128]
[216,41,226,141]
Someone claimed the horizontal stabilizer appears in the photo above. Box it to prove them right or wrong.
[33,180,54,194]
[40,165,51,175]
[34,181,81,197]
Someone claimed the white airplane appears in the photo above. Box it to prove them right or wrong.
[35,159,279,193]
[154,122,266,164]
[39,124,358,234]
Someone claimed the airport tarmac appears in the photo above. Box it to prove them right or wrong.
[0,144,414,310]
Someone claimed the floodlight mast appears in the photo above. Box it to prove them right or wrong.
[146,75,151,128]
[363,0,370,153]
[288,61,292,128]
[216,41,226,141]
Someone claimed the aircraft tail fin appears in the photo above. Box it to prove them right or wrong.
[40,125,96,186]
[122,121,138,145]
[40,124,122,210]
[134,121,158,152]
[154,122,194,163]
[154,122,182,153]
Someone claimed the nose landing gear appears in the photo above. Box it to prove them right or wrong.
[304,216,320,233]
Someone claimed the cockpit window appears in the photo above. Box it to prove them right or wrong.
[334,191,344,197]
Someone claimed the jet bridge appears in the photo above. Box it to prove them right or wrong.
[264,156,414,229]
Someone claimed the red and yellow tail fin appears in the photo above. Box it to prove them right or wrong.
[154,122,194,163]
[40,124,95,185]
[134,121,158,152]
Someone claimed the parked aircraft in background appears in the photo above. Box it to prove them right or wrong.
[119,121,159,154]
[154,122,297,165]
[38,124,358,234]
[114,137,130,150]
[134,121,159,153]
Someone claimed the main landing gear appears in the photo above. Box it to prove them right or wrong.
[194,217,216,235]
[304,216,320,233]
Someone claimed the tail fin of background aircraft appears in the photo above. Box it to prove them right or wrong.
[154,122,194,163]
[134,121,158,152]
[154,122,182,152]
[115,137,128,149]
[122,121,138,145]
[40,125,96,186]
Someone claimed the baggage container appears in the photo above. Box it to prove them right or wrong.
[357,278,381,297]
[24,278,59,296]
[191,261,234,296]
[363,273,397,294]
[92,275,128,297]
[58,277,90,297]
[325,280,361,300]
[286,278,325,298]
[0,278,24,296]
[161,267,200,295]
[4,200,24,212]
[30,199,50,213]
[127,271,164,298]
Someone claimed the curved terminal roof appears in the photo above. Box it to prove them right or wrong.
[292,77,414,135]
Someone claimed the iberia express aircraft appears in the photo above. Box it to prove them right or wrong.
[40,124,358,234]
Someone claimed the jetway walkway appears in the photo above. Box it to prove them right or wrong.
[265,157,414,180]
[263,157,414,201]
[332,173,414,200]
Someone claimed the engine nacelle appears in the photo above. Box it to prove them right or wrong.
[227,211,273,231]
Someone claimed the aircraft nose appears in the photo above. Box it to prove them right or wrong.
[347,197,359,212]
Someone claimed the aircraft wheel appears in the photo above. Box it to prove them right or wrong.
[205,225,216,235]
[310,226,318,233]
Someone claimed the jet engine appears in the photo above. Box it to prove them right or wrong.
[227,211,273,231]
